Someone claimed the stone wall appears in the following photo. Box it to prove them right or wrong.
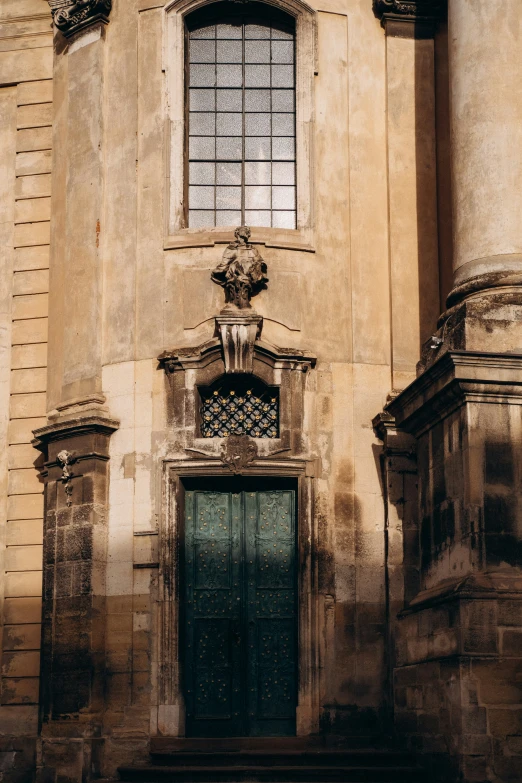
[0,2,53,779]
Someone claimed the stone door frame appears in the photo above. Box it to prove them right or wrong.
[156,456,319,737]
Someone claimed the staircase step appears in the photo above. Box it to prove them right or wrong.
[148,751,414,768]
[118,764,421,783]
[150,738,383,753]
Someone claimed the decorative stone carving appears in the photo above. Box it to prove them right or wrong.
[56,449,77,506]
[220,435,258,474]
[211,226,268,311]
[373,0,445,36]
[48,0,112,39]
[215,311,263,374]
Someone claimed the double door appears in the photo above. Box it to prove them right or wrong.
[183,481,297,737]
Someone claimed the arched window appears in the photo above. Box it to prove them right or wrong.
[186,1,296,230]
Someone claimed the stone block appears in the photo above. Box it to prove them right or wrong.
[11,317,48,346]
[0,705,38,736]
[15,150,52,177]
[14,221,50,249]
[501,630,522,656]
[14,246,49,273]
[1,677,39,705]
[17,103,52,130]
[1,650,39,678]
[4,597,42,625]
[499,600,522,627]
[7,492,43,520]
[8,417,46,445]
[2,623,41,651]
[16,126,52,153]
[8,468,42,495]
[5,572,42,598]
[473,660,522,705]
[13,269,49,296]
[15,197,51,224]
[488,708,522,737]
[17,80,53,106]
[461,707,487,735]
[6,544,42,571]
[15,174,51,200]
[10,366,47,394]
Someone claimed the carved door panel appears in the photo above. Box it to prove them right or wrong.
[184,485,297,737]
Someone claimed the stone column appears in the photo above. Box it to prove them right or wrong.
[448,0,522,307]
[421,0,522,367]
[379,4,522,780]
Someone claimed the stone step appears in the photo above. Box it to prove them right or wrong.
[118,764,423,783]
[148,751,414,768]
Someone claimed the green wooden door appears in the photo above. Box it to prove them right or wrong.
[184,483,297,737]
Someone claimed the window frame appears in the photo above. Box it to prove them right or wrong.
[165,0,316,251]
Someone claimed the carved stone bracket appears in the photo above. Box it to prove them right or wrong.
[373,0,446,37]
[220,435,258,474]
[48,0,112,39]
[215,311,263,374]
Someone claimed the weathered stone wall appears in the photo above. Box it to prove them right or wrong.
[0,1,53,780]
[0,0,456,781]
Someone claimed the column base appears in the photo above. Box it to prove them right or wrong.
[418,290,522,374]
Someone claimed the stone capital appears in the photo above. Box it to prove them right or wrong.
[373,0,446,38]
[48,0,112,39]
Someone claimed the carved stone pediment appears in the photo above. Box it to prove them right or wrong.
[48,0,112,39]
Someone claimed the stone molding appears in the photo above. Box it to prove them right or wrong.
[373,0,446,37]
[48,0,112,39]
[33,413,120,452]
[386,350,522,437]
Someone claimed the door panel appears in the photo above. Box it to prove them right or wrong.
[184,484,297,737]
[185,490,243,736]
[245,490,296,736]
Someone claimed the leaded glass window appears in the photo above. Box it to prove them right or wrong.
[186,2,296,230]
[199,376,279,438]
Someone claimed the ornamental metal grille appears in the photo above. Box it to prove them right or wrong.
[200,377,279,438]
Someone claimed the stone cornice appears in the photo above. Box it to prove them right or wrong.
[386,350,522,437]
[48,0,112,39]
[373,0,446,38]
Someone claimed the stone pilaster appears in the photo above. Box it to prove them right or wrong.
[35,7,117,781]
[33,412,118,783]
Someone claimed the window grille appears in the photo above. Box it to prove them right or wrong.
[186,2,296,230]
[200,377,279,438]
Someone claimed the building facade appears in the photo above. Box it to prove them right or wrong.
[0,0,521,781]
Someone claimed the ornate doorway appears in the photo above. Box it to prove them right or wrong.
[183,479,297,737]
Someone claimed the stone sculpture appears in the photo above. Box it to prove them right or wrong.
[211,226,268,310]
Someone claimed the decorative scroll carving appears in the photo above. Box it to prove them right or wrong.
[211,226,268,311]
[220,435,258,474]
[57,449,77,506]
[48,0,112,39]
[373,0,446,35]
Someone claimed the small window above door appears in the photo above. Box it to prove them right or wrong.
[199,375,280,438]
